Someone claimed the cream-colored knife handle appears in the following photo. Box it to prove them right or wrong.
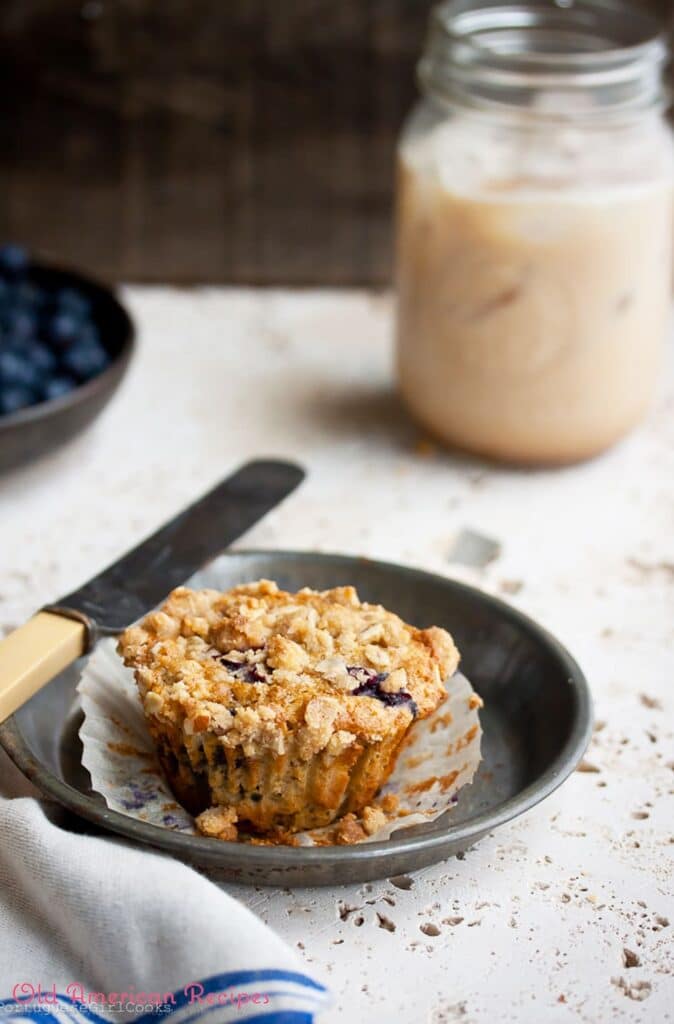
[0,612,86,724]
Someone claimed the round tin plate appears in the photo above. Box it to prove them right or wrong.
[0,551,592,886]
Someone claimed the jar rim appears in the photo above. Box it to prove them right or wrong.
[420,0,669,119]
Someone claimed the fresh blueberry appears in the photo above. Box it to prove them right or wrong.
[43,375,78,402]
[0,349,40,390]
[61,339,109,380]
[0,244,29,276]
[3,306,38,341]
[56,287,91,319]
[23,340,57,374]
[47,312,81,347]
[0,385,35,415]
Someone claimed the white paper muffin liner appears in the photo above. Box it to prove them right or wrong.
[78,639,482,845]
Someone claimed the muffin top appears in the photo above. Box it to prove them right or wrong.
[118,580,459,757]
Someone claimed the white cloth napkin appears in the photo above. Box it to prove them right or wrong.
[0,750,330,1023]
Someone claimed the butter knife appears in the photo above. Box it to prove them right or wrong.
[0,459,304,724]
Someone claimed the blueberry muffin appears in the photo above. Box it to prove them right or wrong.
[118,580,459,837]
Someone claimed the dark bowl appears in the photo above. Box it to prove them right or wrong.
[0,264,134,473]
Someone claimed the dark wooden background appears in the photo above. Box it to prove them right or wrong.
[0,0,670,286]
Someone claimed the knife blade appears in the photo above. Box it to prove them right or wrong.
[53,458,305,634]
[0,458,304,723]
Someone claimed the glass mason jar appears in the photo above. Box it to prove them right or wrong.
[395,0,674,464]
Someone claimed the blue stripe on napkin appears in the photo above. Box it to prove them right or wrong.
[0,968,330,1023]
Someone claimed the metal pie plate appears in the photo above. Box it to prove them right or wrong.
[0,551,592,886]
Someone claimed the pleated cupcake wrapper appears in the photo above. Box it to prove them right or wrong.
[78,638,482,845]
[151,723,411,833]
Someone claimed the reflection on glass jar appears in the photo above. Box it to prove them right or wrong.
[395,0,674,464]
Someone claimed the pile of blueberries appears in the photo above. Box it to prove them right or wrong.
[0,245,111,417]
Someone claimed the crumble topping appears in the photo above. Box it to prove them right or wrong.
[118,580,458,760]
[195,805,238,841]
[334,813,368,845]
[361,804,388,836]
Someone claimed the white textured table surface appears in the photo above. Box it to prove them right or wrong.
[2,289,673,1023]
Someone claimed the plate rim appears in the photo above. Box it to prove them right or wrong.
[0,549,593,871]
